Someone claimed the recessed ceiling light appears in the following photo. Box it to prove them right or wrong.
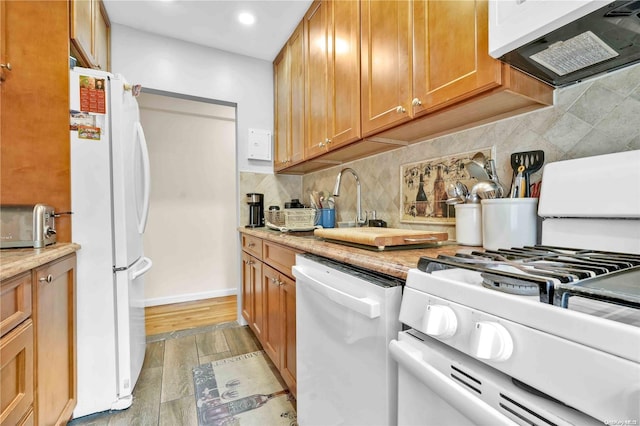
[238,12,256,26]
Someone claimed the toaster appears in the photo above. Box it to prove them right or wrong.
[0,204,57,248]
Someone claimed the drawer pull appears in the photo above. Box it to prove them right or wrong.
[39,274,53,283]
[247,242,255,247]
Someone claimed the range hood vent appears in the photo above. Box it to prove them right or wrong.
[497,1,640,87]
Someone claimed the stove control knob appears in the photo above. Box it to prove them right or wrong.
[470,321,513,361]
[422,305,457,338]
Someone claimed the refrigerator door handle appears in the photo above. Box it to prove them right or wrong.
[135,121,151,234]
[131,256,153,280]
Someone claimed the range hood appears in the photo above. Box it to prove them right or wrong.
[490,1,640,87]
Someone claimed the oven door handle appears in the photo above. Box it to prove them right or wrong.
[389,339,517,425]
[292,266,381,319]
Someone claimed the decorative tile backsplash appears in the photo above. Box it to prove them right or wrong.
[241,63,640,237]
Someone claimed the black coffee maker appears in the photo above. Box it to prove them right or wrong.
[246,193,265,228]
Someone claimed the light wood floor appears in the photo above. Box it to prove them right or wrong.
[144,296,237,336]
[68,296,289,425]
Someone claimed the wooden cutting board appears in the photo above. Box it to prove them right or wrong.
[314,227,448,250]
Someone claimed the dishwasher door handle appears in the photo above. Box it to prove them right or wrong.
[292,266,381,319]
[389,339,517,425]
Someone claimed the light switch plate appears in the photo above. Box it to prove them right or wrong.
[247,128,272,161]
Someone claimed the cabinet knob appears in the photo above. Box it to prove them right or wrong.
[40,274,53,283]
[325,138,332,145]
[412,98,422,106]
[247,242,255,247]
[396,105,406,113]
[0,63,11,71]
[318,141,325,148]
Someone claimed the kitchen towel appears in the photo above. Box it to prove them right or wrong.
[192,351,297,426]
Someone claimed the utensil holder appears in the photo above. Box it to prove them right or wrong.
[481,199,538,250]
[455,204,482,246]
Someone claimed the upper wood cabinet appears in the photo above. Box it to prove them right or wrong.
[304,0,361,159]
[1,0,73,243]
[412,0,500,116]
[274,22,305,171]
[360,0,412,136]
[70,0,110,71]
[274,0,553,174]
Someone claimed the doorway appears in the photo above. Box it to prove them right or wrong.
[137,91,237,305]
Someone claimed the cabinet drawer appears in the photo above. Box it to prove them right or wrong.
[263,241,299,278]
[0,320,34,426]
[242,234,263,259]
[1,272,32,337]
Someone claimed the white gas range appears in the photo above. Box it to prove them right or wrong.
[390,150,640,425]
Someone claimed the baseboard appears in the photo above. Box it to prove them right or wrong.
[144,288,237,307]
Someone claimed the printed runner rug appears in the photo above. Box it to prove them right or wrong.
[192,350,297,426]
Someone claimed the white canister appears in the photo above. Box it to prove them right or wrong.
[454,204,483,246]
[481,198,538,250]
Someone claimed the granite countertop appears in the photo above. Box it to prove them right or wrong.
[0,243,81,281]
[239,227,478,280]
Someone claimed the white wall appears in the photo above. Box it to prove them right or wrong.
[110,24,281,309]
[138,93,237,305]
[110,24,274,174]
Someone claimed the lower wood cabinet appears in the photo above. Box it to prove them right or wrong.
[241,235,298,397]
[241,251,263,340]
[278,273,296,395]
[0,252,76,426]
[34,254,76,425]
[1,320,34,426]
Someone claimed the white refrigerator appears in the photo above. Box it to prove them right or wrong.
[70,67,152,418]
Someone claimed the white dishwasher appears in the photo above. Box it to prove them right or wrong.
[292,253,403,426]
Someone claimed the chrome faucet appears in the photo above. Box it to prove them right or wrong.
[333,167,367,226]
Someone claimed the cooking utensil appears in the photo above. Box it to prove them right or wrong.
[510,165,526,198]
[486,159,505,197]
[471,152,487,169]
[466,160,490,181]
[455,181,469,199]
[510,150,545,197]
[446,182,458,199]
[466,192,480,203]
[471,180,503,199]
[446,197,464,205]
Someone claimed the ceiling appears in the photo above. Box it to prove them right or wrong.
[103,0,314,62]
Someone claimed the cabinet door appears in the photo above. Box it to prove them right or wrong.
[289,23,305,165]
[361,0,412,136]
[34,254,76,426]
[274,45,291,170]
[1,272,31,337]
[274,22,304,172]
[0,320,34,426]
[70,0,93,65]
[241,252,262,339]
[304,0,330,159]
[93,1,110,71]
[279,274,296,397]
[0,0,72,242]
[326,0,361,150]
[261,265,281,367]
[412,0,501,116]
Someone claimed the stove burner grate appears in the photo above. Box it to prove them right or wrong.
[418,245,640,306]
